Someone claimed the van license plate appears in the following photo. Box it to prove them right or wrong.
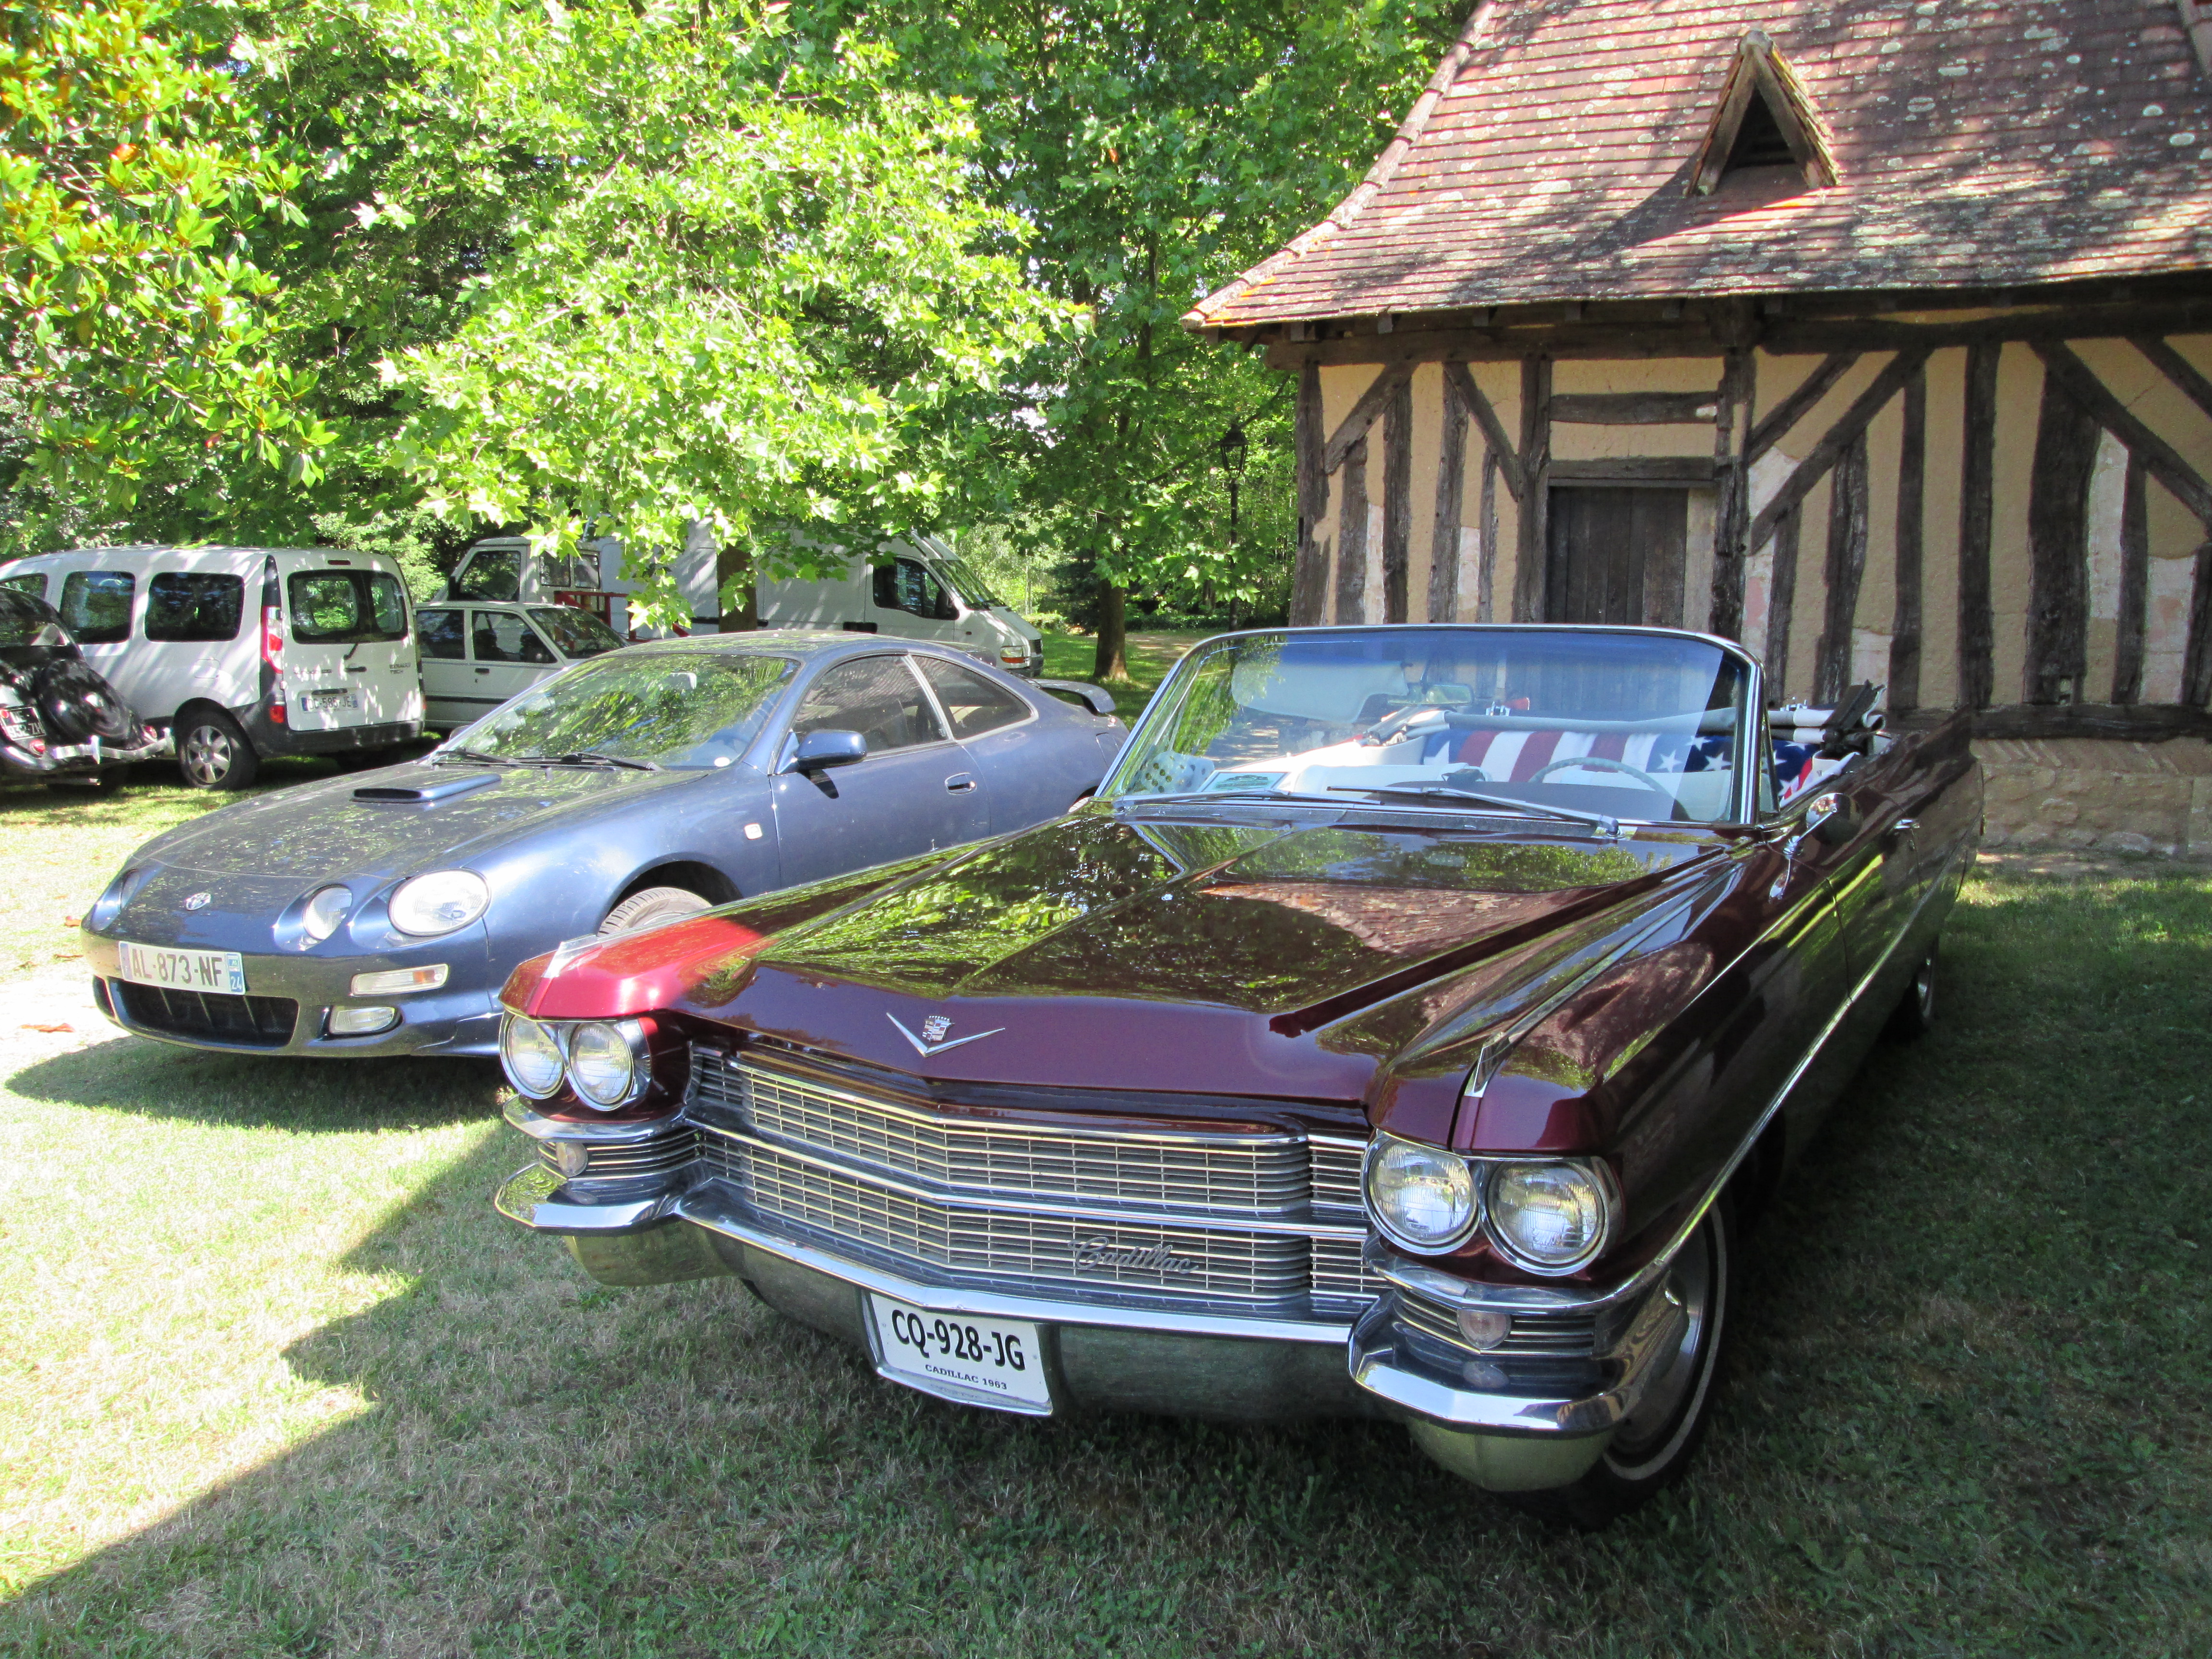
[867,1295,1051,1414]
[299,689,357,712]
[117,942,246,996]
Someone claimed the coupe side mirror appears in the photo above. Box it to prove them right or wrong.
[788,729,867,773]
[1806,791,1857,846]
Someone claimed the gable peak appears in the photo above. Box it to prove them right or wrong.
[1689,29,1838,196]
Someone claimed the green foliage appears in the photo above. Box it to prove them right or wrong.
[0,0,332,551]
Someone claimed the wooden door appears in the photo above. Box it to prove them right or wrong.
[1544,487,1690,626]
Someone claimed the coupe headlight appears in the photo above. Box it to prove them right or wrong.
[1365,1136,1479,1253]
[389,869,490,937]
[501,1016,565,1099]
[301,885,353,944]
[1485,1162,1614,1274]
[566,1020,645,1110]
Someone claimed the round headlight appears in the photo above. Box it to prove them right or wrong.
[301,884,353,943]
[1485,1162,1613,1274]
[389,869,490,937]
[566,1021,642,1110]
[1365,1137,1479,1253]
[501,1016,565,1099]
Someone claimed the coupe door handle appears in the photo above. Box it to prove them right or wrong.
[945,773,977,793]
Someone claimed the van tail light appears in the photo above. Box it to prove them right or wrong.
[262,606,285,670]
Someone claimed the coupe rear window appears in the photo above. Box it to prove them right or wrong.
[144,572,245,642]
[288,570,408,643]
[59,571,133,644]
[449,650,795,769]
[0,572,45,601]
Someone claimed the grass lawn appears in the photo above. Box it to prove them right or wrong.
[1039,629,1205,718]
[0,771,2207,1653]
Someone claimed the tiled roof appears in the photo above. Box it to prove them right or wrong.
[1189,0,2212,327]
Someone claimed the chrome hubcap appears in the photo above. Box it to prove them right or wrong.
[182,725,232,786]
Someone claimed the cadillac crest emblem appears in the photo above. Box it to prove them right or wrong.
[920,1015,953,1044]
[887,1011,1004,1058]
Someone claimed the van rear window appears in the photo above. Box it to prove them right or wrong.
[145,572,245,642]
[60,571,134,644]
[289,570,409,643]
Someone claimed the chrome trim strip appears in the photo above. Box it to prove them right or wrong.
[708,1055,1308,1153]
[502,1096,685,1144]
[695,1120,1370,1239]
[493,1162,675,1233]
[677,1182,1356,1344]
[1376,838,1966,1319]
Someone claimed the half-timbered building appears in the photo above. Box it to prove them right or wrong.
[1186,0,2212,851]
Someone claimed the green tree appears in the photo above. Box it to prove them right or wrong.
[811,0,1465,677]
[0,0,329,553]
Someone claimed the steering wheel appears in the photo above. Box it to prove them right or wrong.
[1527,754,1671,794]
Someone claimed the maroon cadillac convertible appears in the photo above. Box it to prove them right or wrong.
[493,625,1979,1526]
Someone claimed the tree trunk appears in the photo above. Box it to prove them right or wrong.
[1094,578,1129,681]
[714,539,757,631]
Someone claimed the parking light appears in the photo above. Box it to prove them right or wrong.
[349,964,449,996]
[328,1005,399,1036]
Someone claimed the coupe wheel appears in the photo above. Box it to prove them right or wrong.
[1501,1201,1733,1530]
[1886,943,1937,1040]
[179,711,259,790]
[598,885,712,936]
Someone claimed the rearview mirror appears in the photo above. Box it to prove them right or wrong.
[789,729,867,773]
[1806,791,1857,846]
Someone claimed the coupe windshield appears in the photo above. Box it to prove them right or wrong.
[1104,627,1753,825]
[448,650,795,769]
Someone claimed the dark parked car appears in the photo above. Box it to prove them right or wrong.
[491,624,1979,1526]
[0,586,168,789]
[80,633,1123,1058]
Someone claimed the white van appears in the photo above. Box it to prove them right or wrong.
[443,529,1043,674]
[758,533,1043,676]
[0,544,422,788]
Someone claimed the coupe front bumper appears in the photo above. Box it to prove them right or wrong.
[494,1105,1695,1488]
[82,930,503,1058]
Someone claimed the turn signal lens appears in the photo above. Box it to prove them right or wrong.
[1365,1136,1479,1253]
[1485,1162,1612,1274]
[566,1021,643,1110]
[501,1016,565,1099]
[389,869,490,937]
[301,885,353,944]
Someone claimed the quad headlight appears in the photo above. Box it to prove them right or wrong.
[389,869,490,937]
[498,1013,655,1112]
[1364,1135,1617,1274]
[1365,1135,1480,1252]
[1484,1160,1615,1275]
[501,1016,566,1099]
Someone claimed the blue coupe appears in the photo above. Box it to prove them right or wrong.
[78,633,1125,1058]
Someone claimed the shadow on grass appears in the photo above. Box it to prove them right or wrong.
[5,1031,501,1133]
[6,867,2210,1656]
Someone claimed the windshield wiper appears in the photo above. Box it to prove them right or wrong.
[1326,784,1620,838]
[1114,789,1344,808]
[433,746,515,768]
[510,750,659,771]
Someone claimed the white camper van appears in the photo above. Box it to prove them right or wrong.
[444,529,1042,673]
[0,545,422,788]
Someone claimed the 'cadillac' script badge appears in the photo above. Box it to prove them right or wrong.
[182,891,212,911]
[1074,1238,1201,1277]
[888,1011,1003,1058]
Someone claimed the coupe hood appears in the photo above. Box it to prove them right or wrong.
[518,807,1734,1111]
[132,760,710,884]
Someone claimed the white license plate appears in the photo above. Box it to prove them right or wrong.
[299,688,357,712]
[117,941,246,996]
[867,1295,1051,1414]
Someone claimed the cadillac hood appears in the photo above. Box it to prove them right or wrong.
[510,808,1746,1131]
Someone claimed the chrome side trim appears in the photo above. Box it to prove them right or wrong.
[695,1119,1369,1239]
[676,1182,1355,1345]
[1376,839,1967,1320]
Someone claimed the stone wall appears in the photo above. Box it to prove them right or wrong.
[1976,736,2212,858]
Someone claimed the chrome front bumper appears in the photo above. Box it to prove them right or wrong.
[494,1102,1678,1474]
